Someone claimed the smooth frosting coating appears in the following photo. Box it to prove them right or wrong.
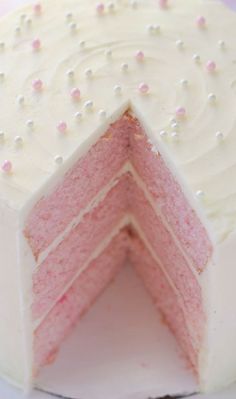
[0,0,235,241]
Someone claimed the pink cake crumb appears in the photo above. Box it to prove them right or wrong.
[34,229,128,371]
[129,231,198,371]
[29,110,212,378]
[127,174,204,345]
[128,113,212,273]
[33,175,129,320]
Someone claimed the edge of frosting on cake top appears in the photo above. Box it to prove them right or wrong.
[0,0,235,241]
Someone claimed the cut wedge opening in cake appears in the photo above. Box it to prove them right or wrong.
[24,110,213,384]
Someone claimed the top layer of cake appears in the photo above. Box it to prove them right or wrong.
[0,0,235,240]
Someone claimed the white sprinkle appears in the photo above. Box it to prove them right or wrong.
[171,122,179,130]
[193,54,201,63]
[147,24,160,34]
[147,24,154,34]
[208,93,216,103]
[180,79,188,87]
[0,131,5,141]
[66,12,73,21]
[176,39,184,49]
[66,69,74,79]
[26,119,34,129]
[105,48,112,58]
[26,18,32,26]
[75,111,82,120]
[169,117,176,125]
[69,22,77,32]
[54,155,63,165]
[15,26,21,35]
[14,135,23,146]
[153,24,160,34]
[85,68,93,78]
[130,0,138,9]
[171,131,179,140]
[121,63,129,72]
[84,100,93,110]
[79,41,85,49]
[99,109,106,119]
[218,40,225,49]
[160,130,167,138]
[20,14,26,23]
[108,2,115,12]
[196,190,205,199]
[114,85,122,95]
[17,95,24,105]
[215,131,224,141]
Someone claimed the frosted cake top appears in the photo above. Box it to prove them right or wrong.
[0,0,235,240]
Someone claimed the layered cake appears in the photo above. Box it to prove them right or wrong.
[0,0,235,393]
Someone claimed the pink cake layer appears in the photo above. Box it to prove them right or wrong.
[25,117,130,259]
[127,175,204,346]
[34,229,128,372]
[129,232,198,370]
[128,114,212,272]
[33,175,129,321]
[25,112,212,273]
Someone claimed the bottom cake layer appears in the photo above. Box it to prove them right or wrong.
[34,226,199,379]
[34,229,129,372]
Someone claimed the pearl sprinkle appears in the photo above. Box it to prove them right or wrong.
[57,121,67,133]
[206,60,216,72]
[54,155,63,165]
[32,79,43,91]
[135,50,145,62]
[32,38,41,51]
[96,3,105,15]
[114,85,122,95]
[2,160,12,173]
[71,88,81,101]
[215,131,224,141]
[138,82,149,94]
[196,16,206,28]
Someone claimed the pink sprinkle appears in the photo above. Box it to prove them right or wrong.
[96,3,105,14]
[33,3,42,15]
[32,38,41,51]
[159,0,168,8]
[32,79,43,91]
[138,82,149,94]
[135,50,145,62]
[206,60,216,72]
[176,106,186,118]
[71,88,81,101]
[2,160,12,173]
[57,121,67,133]
[196,16,206,27]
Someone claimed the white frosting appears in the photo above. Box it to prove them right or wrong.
[0,0,235,242]
[1,0,236,393]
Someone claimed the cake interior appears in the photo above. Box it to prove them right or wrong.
[24,111,212,381]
